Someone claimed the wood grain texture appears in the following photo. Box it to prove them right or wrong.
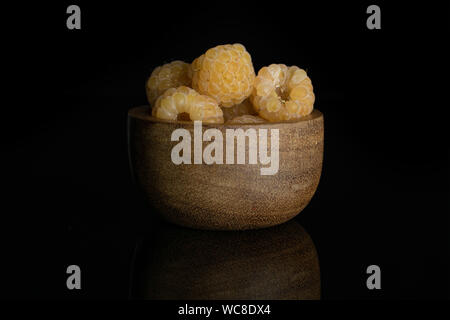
[128,105,323,230]
[131,220,320,300]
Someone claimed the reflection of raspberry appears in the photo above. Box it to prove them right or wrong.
[192,44,255,107]
[146,61,192,106]
[226,114,266,124]
[152,86,224,123]
[221,98,257,122]
[251,64,315,122]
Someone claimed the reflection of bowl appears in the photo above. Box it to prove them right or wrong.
[128,105,323,230]
[131,220,320,299]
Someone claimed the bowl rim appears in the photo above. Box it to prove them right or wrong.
[128,105,323,127]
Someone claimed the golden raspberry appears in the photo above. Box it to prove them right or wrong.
[221,98,257,122]
[152,86,224,123]
[251,64,315,122]
[146,61,192,106]
[226,114,266,124]
[191,44,256,107]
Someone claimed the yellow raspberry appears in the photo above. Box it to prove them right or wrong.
[251,64,315,122]
[226,114,266,124]
[221,98,257,122]
[152,86,224,123]
[146,61,192,106]
[191,44,256,107]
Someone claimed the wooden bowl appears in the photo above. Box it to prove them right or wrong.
[130,219,320,300]
[128,105,323,230]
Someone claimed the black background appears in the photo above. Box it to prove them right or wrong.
[2,1,449,300]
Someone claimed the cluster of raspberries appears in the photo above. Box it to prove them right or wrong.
[147,44,315,124]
